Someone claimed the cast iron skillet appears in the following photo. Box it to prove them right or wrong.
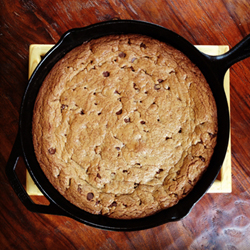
[6,20,250,231]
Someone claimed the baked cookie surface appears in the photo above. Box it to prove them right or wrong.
[32,34,217,219]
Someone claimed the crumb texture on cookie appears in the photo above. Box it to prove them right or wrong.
[32,34,217,219]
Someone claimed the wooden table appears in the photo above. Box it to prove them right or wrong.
[1,0,250,249]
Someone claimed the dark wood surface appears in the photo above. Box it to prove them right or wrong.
[1,0,250,249]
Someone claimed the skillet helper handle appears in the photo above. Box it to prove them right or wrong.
[6,133,66,216]
[207,34,250,82]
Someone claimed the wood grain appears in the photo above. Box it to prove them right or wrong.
[1,0,250,249]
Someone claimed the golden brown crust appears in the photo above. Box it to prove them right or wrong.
[32,34,217,219]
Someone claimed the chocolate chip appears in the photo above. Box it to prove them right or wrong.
[131,57,137,63]
[158,79,164,83]
[130,66,135,72]
[96,173,101,178]
[77,185,82,193]
[133,83,139,90]
[165,136,172,140]
[124,117,130,123]
[80,110,85,115]
[115,147,120,150]
[48,148,56,154]
[87,192,94,201]
[61,104,68,111]
[119,52,126,58]
[140,43,146,48]
[140,121,146,124]
[154,84,161,90]
[199,156,205,162]
[110,201,117,207]
[156,169,163,174]
[123,170,128,173]
[103,71,110,77]
[208,132,216,139]
[178,128,182,133]
[116,109,122,115]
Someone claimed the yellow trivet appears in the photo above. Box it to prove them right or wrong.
[26,44,231,195]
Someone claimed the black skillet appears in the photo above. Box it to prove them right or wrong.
[6,20,250,231]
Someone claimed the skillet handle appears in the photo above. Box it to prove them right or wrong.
[205,34,250,83]
[5,133,67,216]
